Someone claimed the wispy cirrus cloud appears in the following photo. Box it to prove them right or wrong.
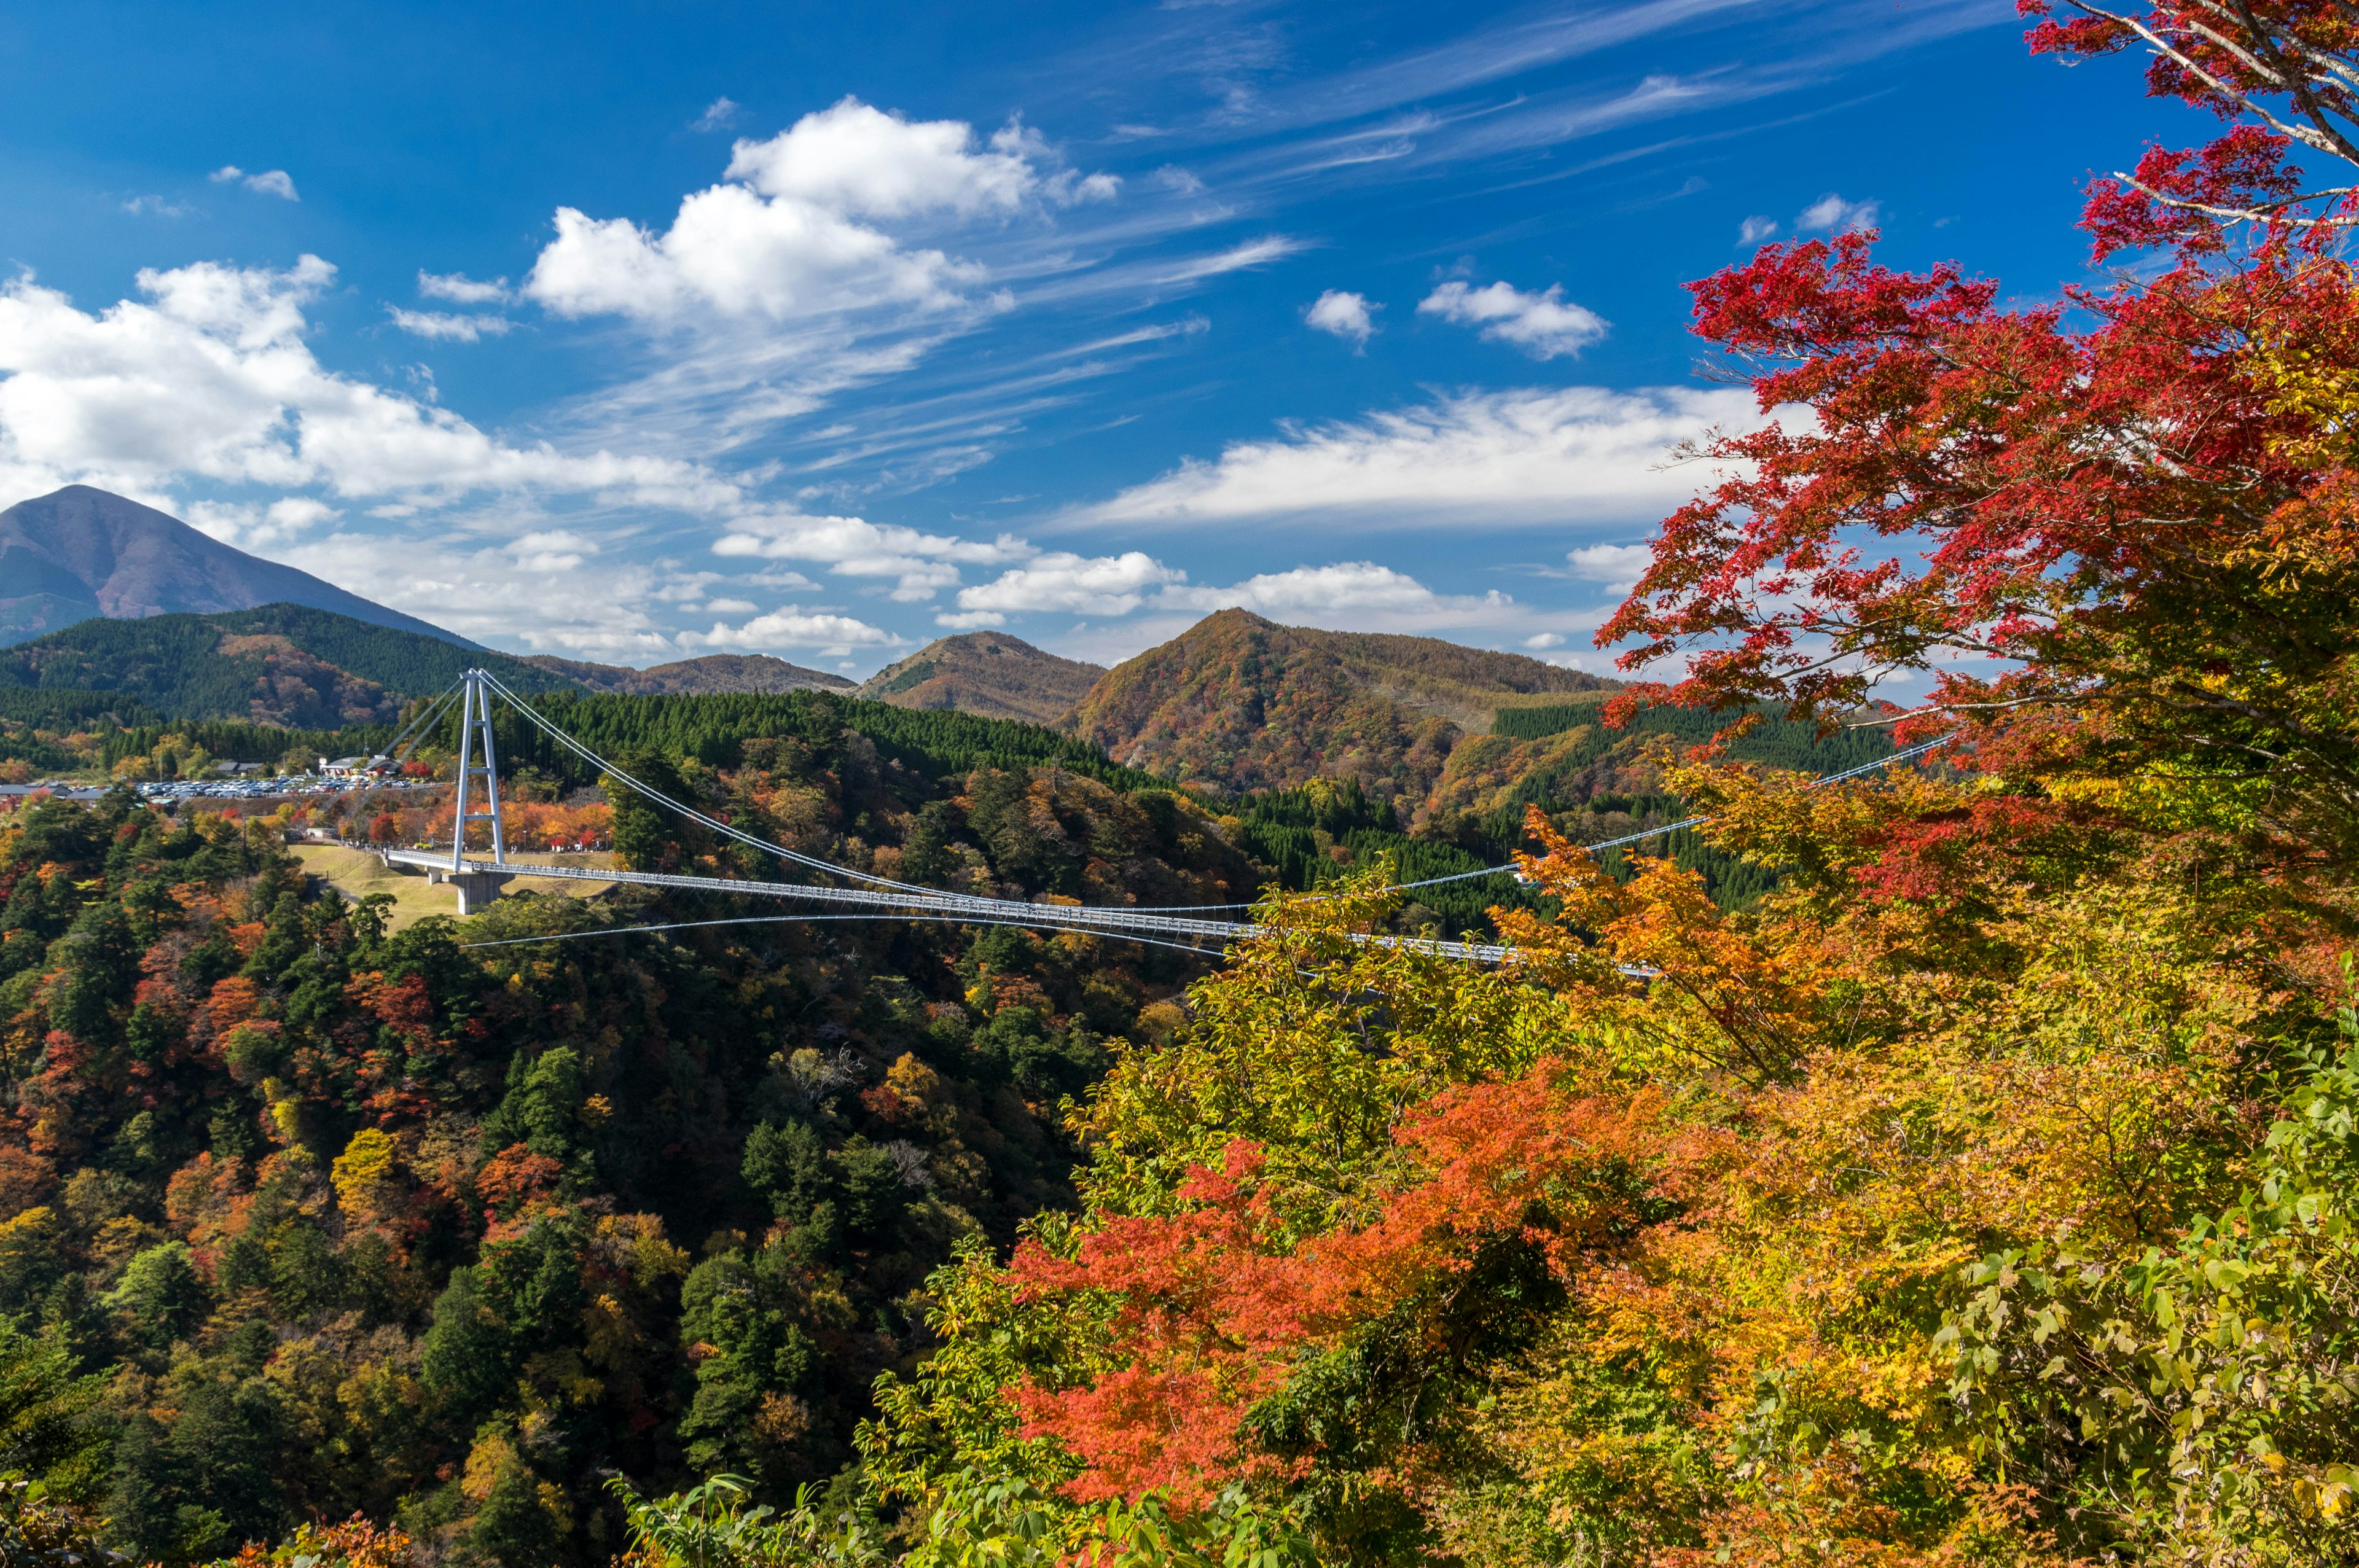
[387,308,515,342]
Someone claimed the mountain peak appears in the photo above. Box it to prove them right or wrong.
[1064,614,1618,800]
[858,632,1105,724]
[0,485,474,648]
[523,651,855,695]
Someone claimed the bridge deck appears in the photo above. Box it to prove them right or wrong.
[378,849,1512,962]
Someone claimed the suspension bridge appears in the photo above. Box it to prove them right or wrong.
[372,669,1948,964]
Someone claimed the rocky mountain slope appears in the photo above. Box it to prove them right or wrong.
[858,631,1105,724]
[522,652,855,696]
[0,485,471,647]
[1061,609,1614,806]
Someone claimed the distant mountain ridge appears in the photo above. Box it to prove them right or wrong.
[523,652,855,696]
[858,631,1105,724]
[1062,609,1616,805]
[0,605,573,728]
[0,485,474,647]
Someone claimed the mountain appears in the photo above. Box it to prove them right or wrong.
[1062,609,1616,805]
[522,652,855,696]
[0,603,573,727]
[858,631,1105,724]
[0,485,474,647]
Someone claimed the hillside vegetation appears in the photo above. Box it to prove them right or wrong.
[0,606,569,724]
[520,653,854,696]
[1063,609,1613,804]
[0,694,1268,1564]
[859,633,1105,725]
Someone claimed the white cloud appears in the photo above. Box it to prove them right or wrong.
[955,550,1185,617]
[251,528,707,659]
[1152,165,1206,194]
[1797,192,1877,233]
[727,99,1040,218]
[122,195,192,218]
[1158,561,1508,623]
[693,96,741,132]
[713,510,1028,599]
[1524,631,1566,649]
[418,271,512,305]
[185,496,341,550]
[1738,214,1778,244]
[511,529,599,572]
[1159,236,1303,284]
[935,609,1006,630]
[211,165,299,201]
[0,256,737,510]
[679,609,903,651]
[1417,279,1606,359]
[1304,289,1377,348]
[526,96,1110,325]
[1562,541,1653,591]
[387,308,515,341]
[1085,386,1760,528]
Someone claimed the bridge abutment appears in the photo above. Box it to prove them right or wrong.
[450,870,514,916]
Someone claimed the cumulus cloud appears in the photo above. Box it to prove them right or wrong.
[678,609,902,651]
[386,308,514,341]
[942,552,1519,642]
[510,529,598,572]
[1524,631,1566,649]
[1304,289,1377,348]
[1084,386,1759,529]
[0,255,737,510]
[122,195,192,218]
[1159,561,1508,621]
[693,96,741,132]
[1798,192,1877,233]
[526,96,1113,325]
[210,165,299,201]
[1738,214,1778,244]
[418,271,512,305]
[1562,542,1654,591]
[953,550,1185,618]
[713,510,1028,600]
[239,528,714,659]
[1418,279,1607,359]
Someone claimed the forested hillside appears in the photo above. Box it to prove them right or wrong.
[0,698,1262,1564]
[519,653,855,697]
[1063,609,1612,803]
[0,607,570,724]
[858,634,1104,725]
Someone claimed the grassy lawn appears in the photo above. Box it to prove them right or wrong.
[294,844,620,930]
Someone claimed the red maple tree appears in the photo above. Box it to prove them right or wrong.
[1599,2,2359,860]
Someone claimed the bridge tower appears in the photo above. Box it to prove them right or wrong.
[446,669,513,914]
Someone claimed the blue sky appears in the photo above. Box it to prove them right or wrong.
[0,0,2182,673]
